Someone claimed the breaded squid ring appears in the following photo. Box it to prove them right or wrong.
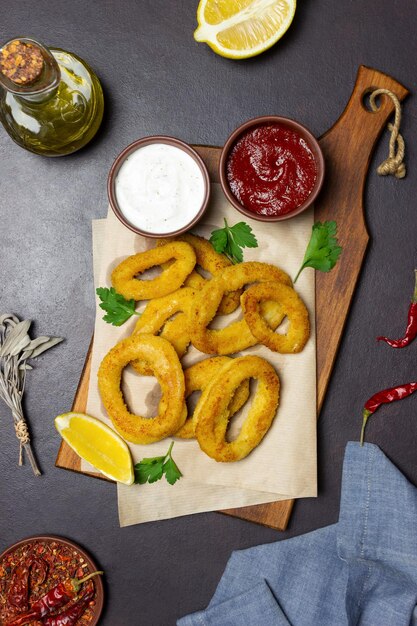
[175,356,250,439]
[189,262,292,355]
[131,287,196,375]
[111,241,196,301]
[242,281,310,353]
[195,355,280,462]
[160,314,189,356]
[98,334,186,444]
[158,233,241,314]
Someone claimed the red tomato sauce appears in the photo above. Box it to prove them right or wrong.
[226,123,318,217]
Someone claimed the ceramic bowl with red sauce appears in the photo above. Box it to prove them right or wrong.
[219,116,325,222]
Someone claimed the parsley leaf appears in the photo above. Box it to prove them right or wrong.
[163,456,182,485]
[294,220,342,283]
[96,287,141,326]
[134,442,182,486]
[135,458,165,484]
[210,219,258,264]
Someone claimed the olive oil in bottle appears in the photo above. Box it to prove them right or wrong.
[0,38,104,156]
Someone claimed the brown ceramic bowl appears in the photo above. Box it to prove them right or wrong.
[108,136,211,238]
[219,116,325,222]
[0,535,104,624]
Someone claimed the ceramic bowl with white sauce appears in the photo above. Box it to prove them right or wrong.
[108,136,211,237]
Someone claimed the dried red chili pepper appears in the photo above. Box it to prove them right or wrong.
[31,559,48,588]
[7,556,46,610]
[7,559,32,609]
[42,586,95,626]
[6,571,102,626]
[360,381,417,445]
[377,270,417,348]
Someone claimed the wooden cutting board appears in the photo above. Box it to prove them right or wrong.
[56,66,408,531]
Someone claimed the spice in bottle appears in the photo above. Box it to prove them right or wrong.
[0,37,104,156]
[0,40,43,84]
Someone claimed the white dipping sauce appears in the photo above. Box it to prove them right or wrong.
[115,143,206,234]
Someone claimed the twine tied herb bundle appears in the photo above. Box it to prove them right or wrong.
[0,314,63,476]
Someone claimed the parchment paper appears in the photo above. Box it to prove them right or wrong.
[85,185,317,525]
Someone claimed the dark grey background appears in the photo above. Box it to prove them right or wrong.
[1,1,417,624]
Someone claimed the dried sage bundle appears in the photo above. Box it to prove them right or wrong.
[0,314,63,476]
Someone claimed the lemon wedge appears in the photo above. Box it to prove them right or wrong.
[194,0,296,59]
[55,412,134,485]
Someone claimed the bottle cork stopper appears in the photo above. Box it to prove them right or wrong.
[0,40,44,85]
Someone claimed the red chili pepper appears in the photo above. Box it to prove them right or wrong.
[6,571,102,626]
[360,382,417,445]
[377,270,417,348]
[42,586,95,626]
[31,559,48,588]
[7,556,46,610]
[7,560,31,609]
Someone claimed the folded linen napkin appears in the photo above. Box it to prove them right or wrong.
[178,442,417,626]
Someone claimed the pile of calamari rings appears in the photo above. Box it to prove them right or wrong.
[97,236,310,461]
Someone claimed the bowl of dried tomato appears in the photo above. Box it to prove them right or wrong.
[0,535,104,626]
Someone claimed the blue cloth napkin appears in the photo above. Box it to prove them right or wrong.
[178,442,417,626]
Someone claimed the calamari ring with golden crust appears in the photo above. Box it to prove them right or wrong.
[98,334,186,444]
[111,241,196,301]
[189,262,292,355]
[195,355,280,462]
[242,281,310,353]
[131,287,196,375]
[175,356,250,439]
[160,314,189,356]
[158,233,241,314]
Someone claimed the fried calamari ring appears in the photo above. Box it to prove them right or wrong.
[190,262,292,355]
[160,313,189,355]
[111,241,196,301]
[131,287,195,375]
[194,355,280,462]
[175,356,250,439]
[98,334,186,444]
[158,233,241,314]
[242,281,310,353]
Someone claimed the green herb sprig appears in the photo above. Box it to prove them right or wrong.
[96,287,141,326]
[294,220,342,283]
[210,219,258,264]
[134,441,182,486]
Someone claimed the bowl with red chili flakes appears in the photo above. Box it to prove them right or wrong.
[0,535,104,626]
[219,115,325,222]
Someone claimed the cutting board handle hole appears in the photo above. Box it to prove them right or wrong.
[361,87,388,113]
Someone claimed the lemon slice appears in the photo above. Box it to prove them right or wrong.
[194,0,296,59]
[55,412,134,485]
